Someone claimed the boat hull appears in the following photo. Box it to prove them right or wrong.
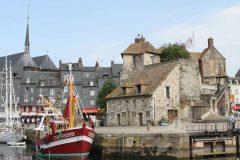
[0,130,24,143]
[35,126,95,160]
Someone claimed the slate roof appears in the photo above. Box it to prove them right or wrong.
[0,52,38,69]
[122,37,161,56]
[33,55,57,70]
[111,63,122,77]
[106,60,178,99]
[98,67,112,78]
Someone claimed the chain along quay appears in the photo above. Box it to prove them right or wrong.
[23,120,240,159]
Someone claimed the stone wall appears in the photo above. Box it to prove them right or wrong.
[93,133,190,158]
[152,63,180,123]
[107,96,152,126]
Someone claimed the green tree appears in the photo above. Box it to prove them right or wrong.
[161,43,189,61]
[97,78,116,112]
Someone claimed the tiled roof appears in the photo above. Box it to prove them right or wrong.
[33,55,57,70]
[106,60,178,99]
[122,38,161,55]
[188,52,202,60]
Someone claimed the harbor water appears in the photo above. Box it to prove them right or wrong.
[0,143,236,160]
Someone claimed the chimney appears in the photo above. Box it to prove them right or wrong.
[135,34,145,43]
[111,60,114,66]
[208,37,214,48]
[78,58,83,67]
[59,60,62,69]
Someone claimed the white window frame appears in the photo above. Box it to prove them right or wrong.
[90,90,95,96]
[90,80,94,86]
[24,95,29,102]
[50,88,55,96]
[90,100,95,105]
[26,78,30,83]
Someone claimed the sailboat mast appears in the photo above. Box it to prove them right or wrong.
[9,61,12,126]
[5,57,8,126]
[68,63,74,128]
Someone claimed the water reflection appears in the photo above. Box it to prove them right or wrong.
[0,144,31,160]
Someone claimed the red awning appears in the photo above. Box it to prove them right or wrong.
[81,108,98,113]
[232,105,240,110]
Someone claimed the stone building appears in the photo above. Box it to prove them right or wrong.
[106,36,229,126]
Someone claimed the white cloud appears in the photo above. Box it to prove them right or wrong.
[149,5,240,76]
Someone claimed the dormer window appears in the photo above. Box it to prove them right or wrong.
[13,73,17,78]
[235,80,238,85]
[136,85,141,94]
[26,78,30,83]
[39,80,45,86]
[122,87,126,95]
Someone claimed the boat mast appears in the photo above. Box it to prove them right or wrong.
[68,63,74,128]
[5,57,8,126]
[9,61,12,126]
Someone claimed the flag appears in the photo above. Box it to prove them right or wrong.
[185,37,193,49]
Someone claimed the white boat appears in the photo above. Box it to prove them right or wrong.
[0,57,25,143]
[7,141,26,146]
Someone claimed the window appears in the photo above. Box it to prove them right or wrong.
[132,111,136,118]
[50,89,55,96]
[136,85,141,94]
[64,86,68,92]
[110,112,114,118]
[39,80,45,86]
[32,106,36,112]
[25,87,29,93]
[236,98,240,104]
[90,80,94,86]
[26,106,29,112]
[31,97,34,102]
[86,73,89,78]
[122,87,126,95]
[90,90,95,96]
[122,112,126,117]
[146,111,150,117]
[24,95,29,102]
[235,89,239,95]
[166,86,170,99]
[13,73,17,78]
[31,88,34,93]
[63,98,68,104]
[26,78,30,83]
[90,100,95,105]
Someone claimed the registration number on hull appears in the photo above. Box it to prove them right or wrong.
[53,132,75,140]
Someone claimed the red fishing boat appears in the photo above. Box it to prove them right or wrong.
[34,63,96,160]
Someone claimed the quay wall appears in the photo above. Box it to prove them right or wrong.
[93,132,236,159]
[93,133,190,158]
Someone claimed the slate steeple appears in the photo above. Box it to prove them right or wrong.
[24,4,30,55]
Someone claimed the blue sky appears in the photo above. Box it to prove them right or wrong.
[0,1,240,76]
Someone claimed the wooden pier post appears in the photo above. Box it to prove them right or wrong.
[236,135,240,160]
[189,136,193,160]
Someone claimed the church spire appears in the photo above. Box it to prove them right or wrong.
[24,4,30,55]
